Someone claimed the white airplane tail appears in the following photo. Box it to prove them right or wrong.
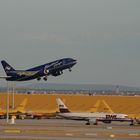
[56,98,70,113]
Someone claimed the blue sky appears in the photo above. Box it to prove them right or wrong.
[0,0,140,87]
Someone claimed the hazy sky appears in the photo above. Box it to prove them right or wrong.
[0,0,140,87]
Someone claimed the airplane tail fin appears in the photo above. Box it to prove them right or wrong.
[15,98,28,113]
[1,60,15,76]
[56,98,70,113]
[88,100,101,112]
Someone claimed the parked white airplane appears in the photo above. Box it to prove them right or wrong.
[56,98,133,125]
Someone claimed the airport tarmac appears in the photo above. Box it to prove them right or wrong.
[0,119,139,140]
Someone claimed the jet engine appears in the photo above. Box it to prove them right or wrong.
[44,66,49,75]
[86,118,98,125]
[52,71,63,76]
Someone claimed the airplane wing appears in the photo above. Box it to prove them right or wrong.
[15,71,39,76]
[0,76,11,79]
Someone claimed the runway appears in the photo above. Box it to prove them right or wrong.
[0,119,140,140]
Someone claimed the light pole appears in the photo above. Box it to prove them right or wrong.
[12,82,15,110]
[6,81,9,123]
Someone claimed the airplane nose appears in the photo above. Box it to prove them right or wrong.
[72,59,77,65]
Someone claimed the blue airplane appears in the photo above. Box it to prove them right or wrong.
[0,58,77,81]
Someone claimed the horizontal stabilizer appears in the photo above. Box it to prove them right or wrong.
[0,76,11,79]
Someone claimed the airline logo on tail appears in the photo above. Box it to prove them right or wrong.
[56,98,70,113]
[59,105,64,108]
[5,66,11,71]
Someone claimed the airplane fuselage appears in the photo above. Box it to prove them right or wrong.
[56,98,133,125]
[57,112,128,121]
[2,58,77,81]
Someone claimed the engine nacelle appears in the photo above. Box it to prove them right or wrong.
[52,71,62,76]
[44,66,49,75]
[86,118,98,125]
